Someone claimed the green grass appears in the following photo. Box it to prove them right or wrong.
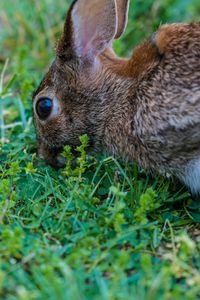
[1,0,200,299]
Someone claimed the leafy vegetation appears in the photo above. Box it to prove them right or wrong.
[1,0,200,299]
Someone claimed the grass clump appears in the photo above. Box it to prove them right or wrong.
[0,0,200,299]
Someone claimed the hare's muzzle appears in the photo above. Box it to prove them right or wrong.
[37,142,66,169]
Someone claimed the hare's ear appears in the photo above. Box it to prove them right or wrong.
[57,0,117,63]
[114,0,129,39]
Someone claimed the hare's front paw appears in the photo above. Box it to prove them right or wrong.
[153,23,188,54]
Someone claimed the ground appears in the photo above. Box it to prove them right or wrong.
[0,0,200,299]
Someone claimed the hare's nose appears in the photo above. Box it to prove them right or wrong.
[38,145,66,169]
[36,98,53,120]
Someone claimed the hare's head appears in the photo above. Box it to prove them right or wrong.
[33,0,130,167]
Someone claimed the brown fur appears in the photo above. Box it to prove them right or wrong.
[33,1,200,194]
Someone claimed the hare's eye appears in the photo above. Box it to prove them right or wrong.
[36,98,53,120]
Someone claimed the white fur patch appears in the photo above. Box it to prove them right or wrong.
[180,159,200,195]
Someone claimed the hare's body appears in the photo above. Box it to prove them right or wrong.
[33,0,200,195]
[135,24,200,194]
[101,24,200,194]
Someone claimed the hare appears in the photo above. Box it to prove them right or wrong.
[33,0,200,195]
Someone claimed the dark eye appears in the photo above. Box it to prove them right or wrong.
[36,98,53,120]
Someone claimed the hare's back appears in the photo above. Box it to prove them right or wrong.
[137,22,200,130]
[155,22,200,57]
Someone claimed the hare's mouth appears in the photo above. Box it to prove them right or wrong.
[37,139,79,169]
[37,140,64,169]
[45,153,67,169]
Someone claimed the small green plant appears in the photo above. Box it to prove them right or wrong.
[62,134,90,178]
[134,188,160,224]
